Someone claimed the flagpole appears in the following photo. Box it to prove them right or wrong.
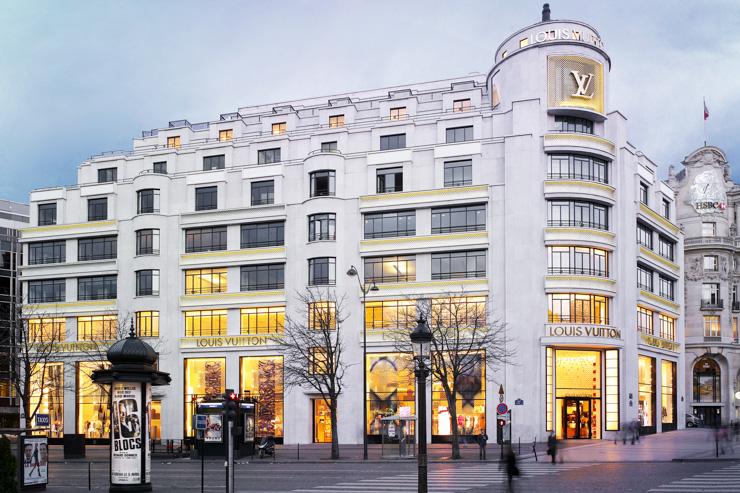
[703,97,707,146]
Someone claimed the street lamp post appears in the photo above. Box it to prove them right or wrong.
[410,316,433,493]
[346,265,378,461]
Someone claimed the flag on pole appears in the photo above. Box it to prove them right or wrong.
[704,99,709,120]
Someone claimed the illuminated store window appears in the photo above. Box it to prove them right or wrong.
[136,311,159,337]
[167,136,181,149]
[313,398,333,443]
[185,268,227,295]
[389,107,407,120]
[637,307,653,335]
[29,362,64,438]
[431,297,487,328]
[240,306,285,335]
[545,348,553,431]
[150,401,161,440]
[271,122,286,135]
[547,294,609,325]
[661,360,676,430]
[240,356,284,438]
[77,315,117,341]
[432,352,486,437]
[659,314,675,340]
[364,300,416,330]
[605,349,619,431]
[328,114,344,128]
[554,349,601,439]
[185,310,227,336]
[28,318,65,342]
[452,99,472,112]
[308,302,336,330]
[219,129,233,142]
[308,347,329,374]
[364,255,415,283]
[184,358,225,436]
[703,315,720,338]
[77,361,110,439]
[638,355,655,431]
[693,358,720,402]
[366,353,415,437]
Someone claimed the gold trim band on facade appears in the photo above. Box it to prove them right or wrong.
[181,246,286,261]
[545,275,616,285]
[639,246,680,272]
[639,203,680,235]
[22,220,118,236]
[366,278,489,291]
[359,185,488,202]
[544,227,616,239]
[26,300,116,310]
[543,133,615,152]
[639,289,680,311]
[361,231,488,246]
[544,180,616,194]
[180,290,285,303]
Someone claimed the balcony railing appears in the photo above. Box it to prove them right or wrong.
[703,336,722,343]
[546,172,608,185]
[685,236,735,247]
[547,220,609,231]
[732,301,740,311]
[701,299,724,310]
[547,267,608,277]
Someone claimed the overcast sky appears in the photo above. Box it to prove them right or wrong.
[1,0,738,203]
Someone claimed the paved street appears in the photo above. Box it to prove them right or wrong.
[43,430,740,492]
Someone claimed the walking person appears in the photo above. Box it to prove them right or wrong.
[499,444,519,492]
[478,431,488,460]
[546,432,558,464]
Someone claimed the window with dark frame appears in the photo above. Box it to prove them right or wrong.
[241,221,284,248]
[658,236,675,261]
[136,311,159,337]
[310,170,335,197]
[431,204,485,234]
[637,264,654,291]
[379,134,406,151]
[87,197,108,221]
[137,189,160,214]
[547,246,608,276]
[29,240,66,265]
[554,115,593,134]
[38,203,57,226]
[135,269,159,296]
[637,222,653,249]
[308,257,336,285]
[185,268,227,295]
[547,154,608,183]
[258,148,281,164]
[321,141,338,152]
[364,255,416,283]
[639,182,649,205]
[376,167,403,193]
[97,168,117,183]
[445,126,474,143]
[329,115,345,128]
[662,198,671,219]
[637,307,653,334]
[547,293,609,324]
[431,250,486,280]
[444,160,473,187]
[219,129,233,142]
[453,99,472,112]
[309,213,337,241]
[203,155,225,171]
[153,161,167,174]
[659,276,675,301]
[363,210,415,239]
[136,229,160,255]
[78,275,117,300]
[241,306,285,335]
[167,136,181,149]
[389,107,407,120]
[184,226,227,253]
[272,122,287,135]
[195,186,218,211]
[78,236,117,261]
[240,264,285,291]
[250,180,274,205]
[28,279,66,303]
[547,200,609,230]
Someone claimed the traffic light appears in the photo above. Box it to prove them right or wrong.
[224,389,239,422]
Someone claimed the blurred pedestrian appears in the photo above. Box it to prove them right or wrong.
[499,444,519,492]
[477,431,488,460]
[546,432,558,464]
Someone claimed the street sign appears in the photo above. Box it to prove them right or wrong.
[35,414,50,427]
[514,399,524,406]
[496,403,509,415]
[193,414,207,430]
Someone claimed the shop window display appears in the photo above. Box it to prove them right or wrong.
[366,353,415,439]
[554,350,601,439]
[77,362,111,439]
[638,355,656,432]
[240,356,284,438]
[184,358,225,435]
[431,353,486,439]
[661,361,676,430]
[30,362,64,438]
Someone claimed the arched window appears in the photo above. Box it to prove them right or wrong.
[693,358,721,403]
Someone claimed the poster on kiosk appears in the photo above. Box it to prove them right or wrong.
[111,382,149,485]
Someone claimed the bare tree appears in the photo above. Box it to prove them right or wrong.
[271,288,348,459]
[391,292,511,460]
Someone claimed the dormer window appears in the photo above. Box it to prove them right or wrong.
[167,136,181,149]
[97,168,117,183]
[219,129,233,142]
[453,99,471,112]
[272,122,286,135]
[390,107,407,120]
[329,115,345,128]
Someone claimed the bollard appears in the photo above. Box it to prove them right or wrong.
[716,434,719,458]
[297,442,300,461]
[88,461,91,490]
[533,436,538,462]
[518,437,521,455]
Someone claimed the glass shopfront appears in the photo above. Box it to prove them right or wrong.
[638,355,656,433]
[366,353,415,442]
[431,353,486,441]
[240,356,284,438]
[184,357,225,436]
[554,350,601,439]
[30,362,64,438]
[661,360,676,431]
[151,401,161,440]
[313,399,332,443]
[77,362,110,441]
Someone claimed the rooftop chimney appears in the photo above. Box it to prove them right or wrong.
[542,3,551,22]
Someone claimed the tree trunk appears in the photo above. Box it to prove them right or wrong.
[448,392,461,459]
[329,398,339,460]
[22,372,32,430]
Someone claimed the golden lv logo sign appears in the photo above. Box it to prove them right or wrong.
[570,70,594,99]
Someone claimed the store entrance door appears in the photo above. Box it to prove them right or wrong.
[313,399,332,443]
[694,406,722,428]
[562,398,592,439]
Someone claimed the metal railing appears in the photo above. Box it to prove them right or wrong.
[547,267,608,277]
[703,336,722,343]
[547,220,608,231]
[701,299,724,310]
[685,236,736,247]
[546,172,608,185]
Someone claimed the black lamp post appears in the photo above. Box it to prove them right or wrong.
[346,265,378,461]
[410,315,433,493]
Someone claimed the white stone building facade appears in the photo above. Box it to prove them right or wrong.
[20,7,684,444]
